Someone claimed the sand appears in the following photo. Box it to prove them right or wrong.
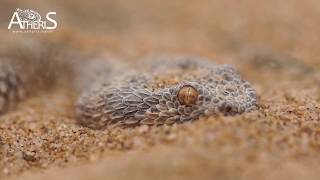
[1,0,320,179]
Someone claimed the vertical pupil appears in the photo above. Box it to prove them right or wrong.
[186,87,191,104]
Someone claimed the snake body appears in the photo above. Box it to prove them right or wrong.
[0,61,25,113]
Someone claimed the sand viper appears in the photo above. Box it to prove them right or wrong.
[0,42,257,129]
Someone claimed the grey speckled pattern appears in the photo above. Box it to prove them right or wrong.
[76,57,258,129]
[0,61,25,114]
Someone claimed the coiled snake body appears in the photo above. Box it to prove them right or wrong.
[0,54,257,129]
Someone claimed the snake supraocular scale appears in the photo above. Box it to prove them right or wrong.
[76,57,258,129]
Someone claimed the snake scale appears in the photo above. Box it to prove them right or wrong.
[0,45,257,129]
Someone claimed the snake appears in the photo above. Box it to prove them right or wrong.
[0,46,257,129]
[75,56,257,129]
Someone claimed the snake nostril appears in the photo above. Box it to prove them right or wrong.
[225,105,232,113]
[178,85,198,106]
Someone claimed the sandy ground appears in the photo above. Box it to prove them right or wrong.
[1,0,320,179]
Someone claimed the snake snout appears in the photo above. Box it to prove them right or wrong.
[218,101,243,116]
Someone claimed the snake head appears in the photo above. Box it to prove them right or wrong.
[76,59,258,127]
[170,64,257,121]
[139,64,258,125]
[172,79,257,123]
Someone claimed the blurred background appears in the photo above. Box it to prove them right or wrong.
[1,0,320,64]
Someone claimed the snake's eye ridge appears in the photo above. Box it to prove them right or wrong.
[178,85,198,106]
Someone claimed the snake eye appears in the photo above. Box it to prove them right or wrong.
[178,85,198,106]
